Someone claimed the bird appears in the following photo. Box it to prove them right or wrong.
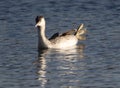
[35,16,86,49]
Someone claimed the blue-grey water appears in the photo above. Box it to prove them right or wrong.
[0,0,120,88]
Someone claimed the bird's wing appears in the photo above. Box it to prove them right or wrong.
[49,29,76,40]
[61,29,76,36]
[49,32,59,40]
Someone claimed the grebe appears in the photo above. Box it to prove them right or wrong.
[35,16,86,49]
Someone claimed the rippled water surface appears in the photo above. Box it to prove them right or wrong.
[0,0,120,88]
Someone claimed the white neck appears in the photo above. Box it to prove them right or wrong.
[37,23,51,49]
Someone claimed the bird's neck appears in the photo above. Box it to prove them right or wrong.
[37,25,51,49]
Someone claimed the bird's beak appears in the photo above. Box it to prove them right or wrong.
[35,23,38,27]
[35,21,41,27]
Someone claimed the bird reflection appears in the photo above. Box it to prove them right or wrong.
[36,44,85,88]
[36,49,48,88]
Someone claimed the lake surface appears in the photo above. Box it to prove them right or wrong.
[0,0,120,88]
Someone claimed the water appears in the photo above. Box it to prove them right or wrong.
[0,0,120,88]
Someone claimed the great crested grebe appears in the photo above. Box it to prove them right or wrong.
[35,16,86,49]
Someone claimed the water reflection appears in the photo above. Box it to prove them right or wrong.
[36,44,85,88]
[37,56,47,88]
[37,50,48,88]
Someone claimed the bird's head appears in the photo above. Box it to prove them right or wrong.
[35,16,45,27]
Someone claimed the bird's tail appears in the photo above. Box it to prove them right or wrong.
[75,24,87,40]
